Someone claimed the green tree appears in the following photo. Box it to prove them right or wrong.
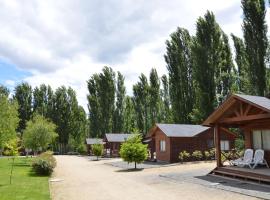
[191,11,233,122]
[92,144,104,161]
[160,75,171,122]
[164,27,194,123]
[0,96,19,153]
[0,85,9,97]
[87,67,116,137]
[87,74,101,137]
[133,74,150,135]
[119,134,148,169]
[33,84,54,118]
[242,0,268,95]
[231,34,250,93]
[123,96,136,133]
[14,83,32,134]
[149,68,161,126]
[23,115,57,154]
[113,72,126,132]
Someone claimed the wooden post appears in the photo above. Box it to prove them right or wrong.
[215,124,222,167]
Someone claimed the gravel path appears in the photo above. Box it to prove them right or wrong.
[50,156,259,200]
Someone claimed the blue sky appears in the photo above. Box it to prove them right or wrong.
[0,0,269,110]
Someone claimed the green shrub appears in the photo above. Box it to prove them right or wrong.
[209,148,216,159]
[235,138,245,150]
[92,144,104,160]
[178,150,190,162]
[204,151,211,160]
[32,151,56,175]
[192,150,203,160]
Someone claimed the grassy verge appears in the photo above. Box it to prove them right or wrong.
[0,157,50,200]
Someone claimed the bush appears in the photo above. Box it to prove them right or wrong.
[32,151,56,175]
[92,144,104,160]
[204,151,211,160]
[235,138,245,150]
[192,150,203,160]
[178,150,190,162]
[209,148,216,159]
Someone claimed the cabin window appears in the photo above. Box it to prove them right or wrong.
[220,140,229,151]
[253,130,270,150]
[207,140,214,148]
[160,140,166,152]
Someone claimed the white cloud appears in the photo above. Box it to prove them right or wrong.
[0,0,269,111]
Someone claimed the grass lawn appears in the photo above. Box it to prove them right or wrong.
[0,157,51,200]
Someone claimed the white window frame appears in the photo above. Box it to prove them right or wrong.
[160,140,166,152]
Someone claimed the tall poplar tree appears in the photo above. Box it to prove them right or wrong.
[113,72,126,133]
[149,68,161,126]
[242,0,268,95]
[97,67,115,135]
[87,74,101,137]
[14,82,32,134]
[123,96,136,133]
[133,74,150,135]
[33,84,54,118]
[164,27,194,123]
[160,75,171,122]
[191,11,234,122]
[231,34,250,93]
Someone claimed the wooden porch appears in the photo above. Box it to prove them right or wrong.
[211,166,270,184]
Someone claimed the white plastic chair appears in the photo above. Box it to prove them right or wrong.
[251,149,269,169]
[231,149,254,168]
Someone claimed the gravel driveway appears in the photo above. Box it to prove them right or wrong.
[50,156,259,200]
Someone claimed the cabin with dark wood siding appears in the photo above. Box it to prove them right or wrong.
[104,133,135,157]
[203,94,270,183]
[85,138,104,155]
[147,124,236,163]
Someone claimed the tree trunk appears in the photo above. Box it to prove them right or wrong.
[10,157,15,184]
[135,162,137,169]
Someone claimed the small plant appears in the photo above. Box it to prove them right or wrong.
[204,150,211,160]
[209,148,216,159]
[178,150,190,162]
[32,151,56,175]
[92,144,104,161]
[192,150,203,161]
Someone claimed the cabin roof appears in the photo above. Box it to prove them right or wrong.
[235,94,270,111]
[203,94,270,126]
[86,138,104,145]
[105,133,134,142]
[153,124,210,137]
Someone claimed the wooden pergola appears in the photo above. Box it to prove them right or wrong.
[203,94,270,170]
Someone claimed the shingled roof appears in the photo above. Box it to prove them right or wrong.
[86,138,104,145]
[152,124,210,137]
[105,133,135,142]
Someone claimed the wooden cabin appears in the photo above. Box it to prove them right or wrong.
[85,138,104,155]
[147,124,236,163]
[104,133,135,157]
[203,94,270,183]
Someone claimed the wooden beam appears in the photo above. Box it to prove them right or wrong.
[240,102,243,116]
[234,110,240,117]
[215,124,222,167]
[220,113,270,123]
[244,104,251,116]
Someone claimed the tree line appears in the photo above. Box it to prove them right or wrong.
[87,0,270,137]
[0,83,87,154]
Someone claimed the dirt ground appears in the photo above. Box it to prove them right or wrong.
[50,156,259,200]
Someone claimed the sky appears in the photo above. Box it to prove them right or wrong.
[0,0,269,111]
